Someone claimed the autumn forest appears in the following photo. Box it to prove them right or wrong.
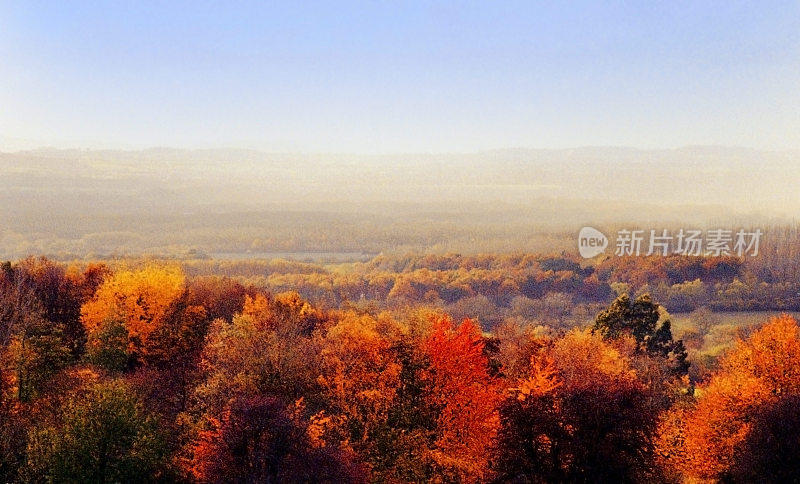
[1,249,800,482]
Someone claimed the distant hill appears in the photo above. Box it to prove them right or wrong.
[0,146,795,259]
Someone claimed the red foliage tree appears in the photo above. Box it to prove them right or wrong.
[422,316,503,482]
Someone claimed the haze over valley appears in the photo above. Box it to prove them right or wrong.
[1,145,793,260]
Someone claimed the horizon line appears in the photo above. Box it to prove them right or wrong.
[2,143,796,157]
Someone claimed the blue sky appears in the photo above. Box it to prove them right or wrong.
[1,1,798,152]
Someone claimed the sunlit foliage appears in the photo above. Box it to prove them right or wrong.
[81,265,185,361]
[422,316,502,482]
[657,315,800,481]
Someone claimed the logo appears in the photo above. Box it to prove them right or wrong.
[576,227,762,258]
[578,226,608,258]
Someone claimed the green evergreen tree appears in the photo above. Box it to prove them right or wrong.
[593,293,689,375]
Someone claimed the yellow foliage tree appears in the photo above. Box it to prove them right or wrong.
[81,265,185,358]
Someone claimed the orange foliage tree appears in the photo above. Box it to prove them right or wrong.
[192,294,322,416]
[314,312,403,464]
[494,329,663,482]
[657,314,800,481]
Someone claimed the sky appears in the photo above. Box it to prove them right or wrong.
[1,1,799,153]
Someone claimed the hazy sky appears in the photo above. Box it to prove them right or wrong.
[1,1,799,153]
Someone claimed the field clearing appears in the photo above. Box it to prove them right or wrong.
[672,311,800,357]
[671,311,800,335]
